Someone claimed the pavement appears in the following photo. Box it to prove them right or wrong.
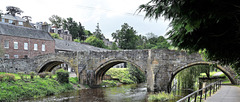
[206,85,240,102]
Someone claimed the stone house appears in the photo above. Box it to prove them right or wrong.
[0,22,55,59]
[0,14,33,28]
[50,27,72,41]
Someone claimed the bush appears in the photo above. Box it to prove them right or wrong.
[4,73,15,82]
[148,92,174,101]
[29,72,36,80]
[39,72,48,79]
[0,74,4,81]
[56,69,69,83]
[17,72,25,80]
[46,72,53,79]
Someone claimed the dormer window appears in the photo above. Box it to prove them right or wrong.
[18,21,23,25]
[1,18,4,23]
[9,20,13,24]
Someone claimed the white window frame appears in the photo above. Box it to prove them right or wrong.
[14,55,19,58]
[1,18,5,23]
[14,42,18,49]
[42,44,45,51]
[4,40,9,48]
[18,21,23,25]
[4,54,9,59]
[9,20,13,24]
[34,44,38,51]
[24,43,28,50]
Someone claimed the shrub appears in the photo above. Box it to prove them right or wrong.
[39,72,48,79]
[148,92,174,101]
[0,74,4,81]
[46,72,53,79]
[56,69,69,83]
[4,73,15,82]
[17,72,25,80]
[29,72,36,80]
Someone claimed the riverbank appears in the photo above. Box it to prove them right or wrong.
[0,72,78,101]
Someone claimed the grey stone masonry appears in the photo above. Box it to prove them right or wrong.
[0,49,239,92]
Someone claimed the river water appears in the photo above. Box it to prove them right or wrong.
[22,83,191,102]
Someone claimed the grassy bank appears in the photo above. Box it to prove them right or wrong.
[0,72,77,101]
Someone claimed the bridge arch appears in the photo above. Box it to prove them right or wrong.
[37,58,74,73]
[168,61,237,91]
[95,59,144,84]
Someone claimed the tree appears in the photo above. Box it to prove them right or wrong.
[84,36,106,48]
[49,15,63,28]
[138,0,240,72]
[6,6,23,16]
[93,23,104,40]
[22,16,32,22]
[0,10,3,18]
[63,17,86,40]
[50,33,63,39]
[112,23,138,49]
[111,42,119,50]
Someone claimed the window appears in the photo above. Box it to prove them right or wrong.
[24,43,28,50]
[34,44,38,51]
[18,22,23,25]
[1,18,4,23]
[9,20,13,24]
[42,44,45,51]
[4,54,9,59]
[14,55,18,58]
[4,40,9,48]
[14,42,18,49]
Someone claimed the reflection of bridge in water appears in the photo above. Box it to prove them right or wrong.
[0,49,239,92]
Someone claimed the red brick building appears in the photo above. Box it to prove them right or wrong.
[0,22,55,59]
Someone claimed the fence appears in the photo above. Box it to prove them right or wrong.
[177,80,222,102]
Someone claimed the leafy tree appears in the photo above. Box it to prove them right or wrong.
[0,10,3,18]
[112,23,138,49]
[63,17,86,40]
[127,63,145,83]
[22,16,32,22]
[50,33,63,39]
[93,23,104,40]
[84,36,106,48]
[6,6,23,16]
[49,15,63,28]
[138,0,240,72]
[111,42,119,50]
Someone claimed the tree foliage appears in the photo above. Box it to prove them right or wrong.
[50,33,63,40]
[93,23,104,40]
[63,17,86,40]
[112,23,138,49]
[84,36,106,48]
[49,15,63,28]
[139,0,240,72]
[111,42,119,50]
[6,6,23,16]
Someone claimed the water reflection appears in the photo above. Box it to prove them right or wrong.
[23,83,147,102]
[22,83,191,102]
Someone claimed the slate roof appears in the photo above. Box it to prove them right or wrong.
[2,14,26,22]
[0,22,54,41]
[55,39,108,52]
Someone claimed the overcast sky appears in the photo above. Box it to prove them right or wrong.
[0,0,170,41]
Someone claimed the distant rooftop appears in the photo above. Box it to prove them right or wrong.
[55,39,108,52]
[2,14,26,22]
[0,22,54,40]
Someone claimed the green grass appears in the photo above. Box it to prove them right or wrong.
[0,72,75,101]
[200,71,225,77]
[148,92,174,101]
[105,68,135,84]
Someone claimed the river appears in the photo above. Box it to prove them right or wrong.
[22,83,191,102]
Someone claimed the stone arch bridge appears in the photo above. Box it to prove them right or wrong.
[0,49,239,92]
